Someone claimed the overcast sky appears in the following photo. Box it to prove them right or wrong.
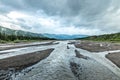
[0,0,120,35]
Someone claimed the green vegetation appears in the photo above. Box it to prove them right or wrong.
[0,26,55,43]
[78,33,120,42]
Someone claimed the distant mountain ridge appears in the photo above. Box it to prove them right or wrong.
[0,26,88,40]
[43,33,88,40]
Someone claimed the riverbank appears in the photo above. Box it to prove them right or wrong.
[0,49,54,80]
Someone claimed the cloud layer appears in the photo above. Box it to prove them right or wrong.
[0,0,120,35]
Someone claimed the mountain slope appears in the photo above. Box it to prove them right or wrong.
[79,32,120,42]
[0,26,43,37]
[0,26,54,41]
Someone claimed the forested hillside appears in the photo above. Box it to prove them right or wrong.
[0,26,54,42]
[78,33,120,42]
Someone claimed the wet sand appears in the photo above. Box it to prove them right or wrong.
[75,41,120,52]
[0,49,54,80]
[0,49,54,70]
[106,52,120,68]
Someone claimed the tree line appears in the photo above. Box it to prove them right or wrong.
[0,32,55,42]
[78,33,120,42]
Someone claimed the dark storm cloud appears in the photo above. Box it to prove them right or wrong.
[1,0,110,16]
[0,0,112,19]
[0,0,120,35]
[23,0,111,18]
[0,0,26,10]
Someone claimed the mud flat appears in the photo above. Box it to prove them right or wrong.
[75,41,120,52]
[106,52,120,68]
[0,49,54,80]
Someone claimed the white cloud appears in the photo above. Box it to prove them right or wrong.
[54,26,101,35]
[0,0,120,35]
[0,22,22,30]
[7,11,29,19]
[38,18,58,27]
